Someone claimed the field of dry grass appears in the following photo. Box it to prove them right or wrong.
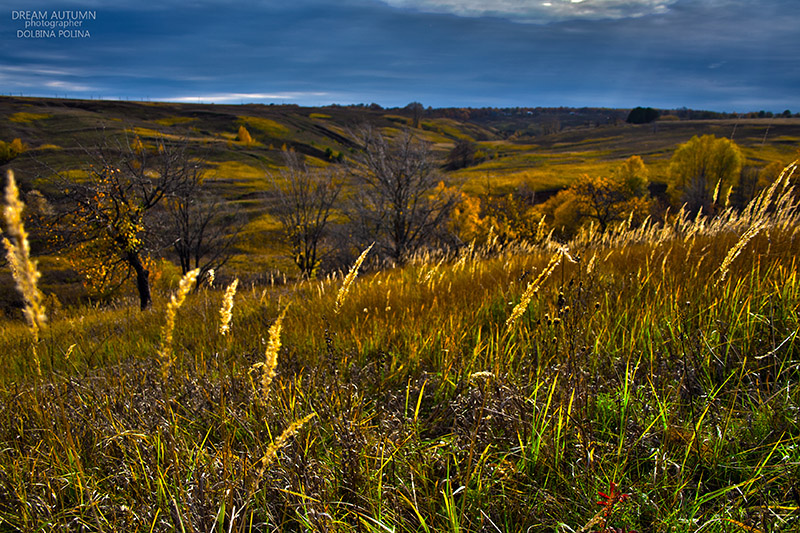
[1,153,799,531]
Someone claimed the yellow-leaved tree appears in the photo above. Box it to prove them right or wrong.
[57,135,199,310]
[237,125,254,145]
[668,134,743,215]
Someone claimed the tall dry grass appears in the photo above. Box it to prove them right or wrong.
[158,268,199,378]
[2,170,46,375]
[0,162,799,531]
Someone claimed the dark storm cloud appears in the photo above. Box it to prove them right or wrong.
[1,0,797,111]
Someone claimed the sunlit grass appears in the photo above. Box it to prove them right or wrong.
[2,199,799,529]
[8,111,51,123]
[153,116,197,127]
[238,116,291,138]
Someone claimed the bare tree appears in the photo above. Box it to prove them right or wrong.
[269,150,342,278]
[348,126,457,264]
[162,174,242,284]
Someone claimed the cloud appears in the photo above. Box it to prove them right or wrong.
[43,80,95,91]
[376,0,676,22]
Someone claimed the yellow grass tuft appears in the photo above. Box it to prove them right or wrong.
[505,253,562,331]
[334,243,374,314]
[251,305,289,401]
[255,413,316,477]
[158,268,200,378]
[715,221,765,286]
[2,170,46,375]
[218,278,239,336]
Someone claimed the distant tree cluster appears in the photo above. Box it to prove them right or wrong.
[626,107,660,124]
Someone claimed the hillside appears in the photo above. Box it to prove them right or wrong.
[4,97,799,193]
[2,96,800,532]
[1,96,799,297]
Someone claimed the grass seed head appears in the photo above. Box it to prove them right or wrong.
[505,253,561,330]
[219,278,239,336]
[334,242,373,314]
[158,268,200,378]
[254,304,289,400]
[255,413,316,477]
[3,170,45,375]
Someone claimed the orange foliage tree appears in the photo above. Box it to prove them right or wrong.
[0,138,26,164]
[237,125,254,145]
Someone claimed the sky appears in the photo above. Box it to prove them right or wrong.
[1,0,798,112]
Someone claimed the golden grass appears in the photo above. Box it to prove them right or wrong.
[158,268,199,378]
[129,127,184,141]
[2,170,46,375]
[238,116,290,138]
[8,112,50,123]
[334,243,374,314]
[207,160,270,185]
[218,278,238,336]
[154,116,196,127]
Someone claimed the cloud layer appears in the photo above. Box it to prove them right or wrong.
[378,0,676,23]
[1,0,798,111]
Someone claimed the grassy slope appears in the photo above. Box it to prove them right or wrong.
[2,96,799,329]
[1,158,799,531]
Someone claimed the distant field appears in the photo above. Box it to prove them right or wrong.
[2,96,798,282]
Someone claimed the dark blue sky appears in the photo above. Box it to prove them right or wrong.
[2,0,798,112]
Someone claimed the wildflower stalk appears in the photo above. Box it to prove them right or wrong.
[2,170,46,375]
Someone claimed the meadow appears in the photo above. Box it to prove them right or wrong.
[2,97,800,532]
[1,156,799,531]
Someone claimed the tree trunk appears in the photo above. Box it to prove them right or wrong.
[127,252,152,310]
